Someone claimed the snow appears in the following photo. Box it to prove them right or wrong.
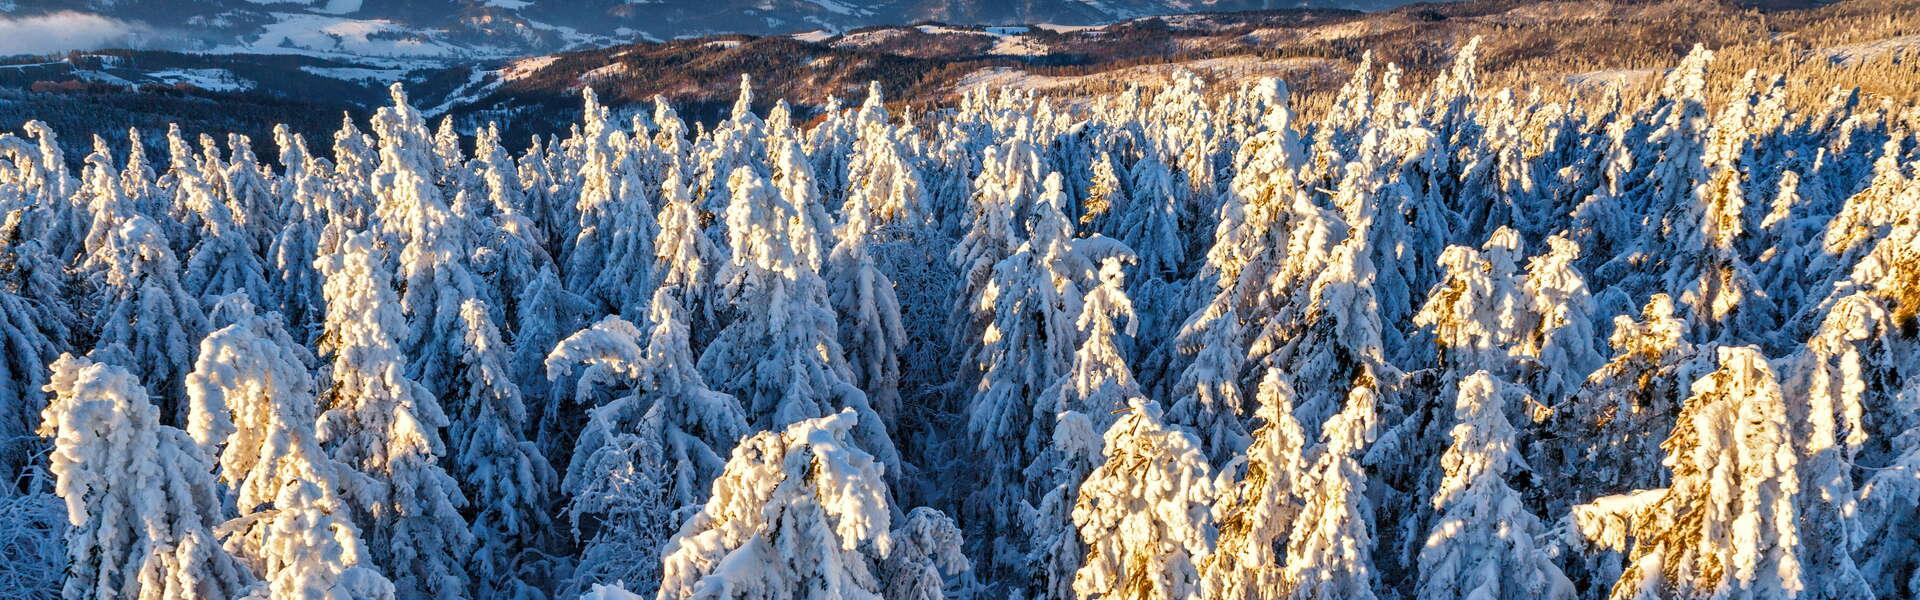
[956,56,1331,93]
[500,55,559,81]
[792,29,836,42]
[69,68,136,87]
[422,66,492,116]
[910,24,1047,54]
[833,28,908,48]
[1820,34,1920,65]
[806,0,866,16]
[1565,67,1659,87]
[299,65,409,82]
[1035,23,1102,33]
[148,68,255,92]
[915,25,978,36]
[581,62,630,82]
[226,12,508,59]
[989,36,1048,56]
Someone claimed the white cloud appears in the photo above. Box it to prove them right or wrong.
[0,11,154,57]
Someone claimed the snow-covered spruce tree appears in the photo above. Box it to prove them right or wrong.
[40,354,258,600]
[1024,411,1107,600]
[512,264,594,460]
[1573,346,1804,600]
[251,478,399,600]
[156,127,211,255]
[1282,373,1384,600]
[1777,294,1893,600]
[565,89,660,317]
[1664,120,1779,345]
[76,138,137,265]
[470,122,565,339]
[1566,111,1643,279]
[366,84,495,403]
[845,83,931,226]
[1201,368,1308,600]
[1801,168,1920,350]
[449,299,557,599]
[699,162,898,469]
[366,95,553,598]
[1114,150,1186,284]
[1071,399,1217,600]
[690,75,772,224]
[1517,234,1604,405]
[1414,371,1572,600]
[1306,52,1375,183]
[1045,256,1143,430]
[1263,156,1392,440]
[182,161,273,305]
[1531,293,1712,517]
[1345,94,1453,365]
[1858,377,1920,599]
[827,131,915,424]
[314,232,473,600]
[1413,227,1532,375]
[1382,227,1534,581]
[647,96,694,169]
[431,118,473,196]
[1232,102,1390,438]
[1080,151,1128,231]
[0,235,65,490]
[1113,150,1191,387]
[516,133,569,254]
[881,507,971,600]
[6,121,81,261]
[1451,90,1541,243]
[770,118,840,282]
[0,152,83,343]
[1166,82,1309,465]
[329,114,380,226]
[1021,256,1142,600]
[183,294,395,599]
[545,289,748,596]
[947,137,1048,390]
[963,172,1104,583]
[651,164,719,328]
[806,95,856,211]
[112,126,154,221]
[268,124,338,337]
[87,211,209,425]
[1593,45,1717,301]
[218,134,283,250]
[654,409,899,600]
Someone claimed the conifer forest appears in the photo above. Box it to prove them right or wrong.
[2,23,1920,600]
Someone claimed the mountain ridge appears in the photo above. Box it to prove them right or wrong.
[0,0,1401,58]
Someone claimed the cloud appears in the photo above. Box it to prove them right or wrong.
[0,11,155,57]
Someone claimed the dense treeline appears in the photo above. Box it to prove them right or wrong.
[0,31,1918,600]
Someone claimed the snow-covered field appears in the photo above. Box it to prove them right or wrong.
[300,65,411,83]
[957,55,1335,93]
[1565,67,1660,87]
[147,68,256,91]
[1820,33,1920,65]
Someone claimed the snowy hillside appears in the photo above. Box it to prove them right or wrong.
[3,3,1920,600]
